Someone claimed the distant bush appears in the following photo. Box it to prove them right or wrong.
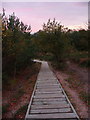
[69,51,89,67]
[69,30,88,51]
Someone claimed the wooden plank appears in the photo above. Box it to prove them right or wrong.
[34,96,65,99]
[38,78,56,79]
[37,84,59,86]
[37,83,58,85]
[36,89,62,92]
[36,86,60,89]
[35,91,62,94]
[37,84,58,86]
[36,90,62,93]
[35,90,61,93]
[35,93,64,96]
[27,113,77,119]
[38,79,56,80]
[37,81,57,84]
[37,78,57,80]
[32,101,67,105]
[37,80,57,82]
[37,79,57,80]
[33,98,66,102]
[37,88,61,91]
[34,93,65,98]
[30,108,71,114]
[31,104,70,109]
[37,82,58,85]
[37,77,56,79]
[36,86,60,88]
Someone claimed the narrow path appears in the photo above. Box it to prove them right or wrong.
[25,61,79,120]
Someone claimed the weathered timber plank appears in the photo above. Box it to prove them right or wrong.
[34,94,65,99]
[37,83,59,87]
[35,93,64,96]
[37,85,60,87]
[35,91,62,94]
[37,77,56,79]
[27,113,77,119]
[37,84,59,87]
[37,81,57,84]
[31,104,70,109]
[36,88,61,91]
[36,89,62,92]
[36,85,60,88]
[30,108,71,114]
[37,80,58,82]
[37,78,57,80]
[33,98,66,102]
[32,101,67,105]
[36,87,60,89]
[34,96,65,99]
[37,82,58,84]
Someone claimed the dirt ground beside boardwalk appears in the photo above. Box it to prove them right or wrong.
[51,62,89,119]
[2,62,41,119]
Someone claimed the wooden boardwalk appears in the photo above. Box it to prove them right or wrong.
[25,61,79,120]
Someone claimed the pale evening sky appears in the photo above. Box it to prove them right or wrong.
[2,2,88,33]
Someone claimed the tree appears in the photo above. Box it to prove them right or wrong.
[70,29,88,51]
[37,18,70,62]
[2,9,35,83]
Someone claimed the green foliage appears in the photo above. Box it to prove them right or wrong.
[14,103,28,118]
[69,29,88,51]
[2,104,10,114]
[33,19,71,67]
[69,51,89,67]
[32,19,88,68]
[42,19,70,61]
[13,89,25,100]
[51,61,67,70]
[79,92,90,105]
[2,9,36,84]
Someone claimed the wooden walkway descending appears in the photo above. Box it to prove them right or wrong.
[25,61,79,120]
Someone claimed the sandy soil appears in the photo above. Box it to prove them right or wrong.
[52,62,89,119]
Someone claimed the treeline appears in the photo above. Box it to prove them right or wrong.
[2,10,88,83]
[32,18,88,68]
[2,9,36,83]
